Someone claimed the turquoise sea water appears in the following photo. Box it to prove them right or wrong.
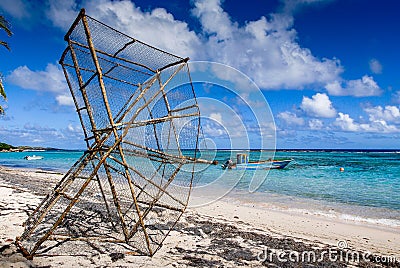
[1,149,400,225]
[0,150,83,171]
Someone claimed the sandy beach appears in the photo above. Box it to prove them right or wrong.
[0,166,399,267]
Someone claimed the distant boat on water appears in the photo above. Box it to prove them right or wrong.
[222,153,292,170]
[24,155,44,160]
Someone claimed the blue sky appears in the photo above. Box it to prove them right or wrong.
[0,0,400,149]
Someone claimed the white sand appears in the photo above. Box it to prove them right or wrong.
[0,167,399,267]
[191,195,400,256]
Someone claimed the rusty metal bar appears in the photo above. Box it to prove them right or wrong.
[82,14,133,242]
[29,136,129,255]
[66,39,118,233]
[128,163,184,239]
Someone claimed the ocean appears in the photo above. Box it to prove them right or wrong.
[1,149,399,226]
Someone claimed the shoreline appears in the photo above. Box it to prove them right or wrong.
[3,164,400,229]
[209,187,400,228]
[0,166,399,267]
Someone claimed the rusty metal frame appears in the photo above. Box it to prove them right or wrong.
[16,8,213,259]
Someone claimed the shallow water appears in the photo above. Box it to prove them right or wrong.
[1,149,399,226]
[195,150,400,226]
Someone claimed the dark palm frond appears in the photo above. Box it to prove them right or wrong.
[0,80,5,115]
[0,15,12,37]
[0,40,10,50]
[0,15,10,115]
[0,80,6,100]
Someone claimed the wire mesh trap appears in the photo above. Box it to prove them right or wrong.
[16,8,211,259]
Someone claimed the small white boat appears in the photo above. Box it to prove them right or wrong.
[222,153,292,170]
[24,155,44,160]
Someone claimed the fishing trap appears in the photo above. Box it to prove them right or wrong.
[16,8,210,258]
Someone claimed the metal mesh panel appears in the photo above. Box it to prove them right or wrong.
[16,9,207,258]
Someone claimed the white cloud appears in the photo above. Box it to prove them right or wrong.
[44,0,203,58]
[279,105,400,133]
[325,75,382,97]
[46,0,79,30]
[76,0,202,59]
[7,63,66,93]
[0,0,30,20]
[6,63,73,107]
[277,111,304,125]
[66,123,83,135]
[308,118,323,130]
[4,0,383,98]
[333,112,399,133]
[366,120,399,133]
[334,113,360,132]
[300,93,336,118]
[210,63,256,93]
[192,0,235,40]
[202,121,226,137]
[369,58,382,74]
[14,0,382,120]
[209,112,223,124]
[197,99,248,140]
[192,0,342,90]
[0,123,84,148]
[44,0,344,90]
[364,105,400,123]
[56,94,74,106]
